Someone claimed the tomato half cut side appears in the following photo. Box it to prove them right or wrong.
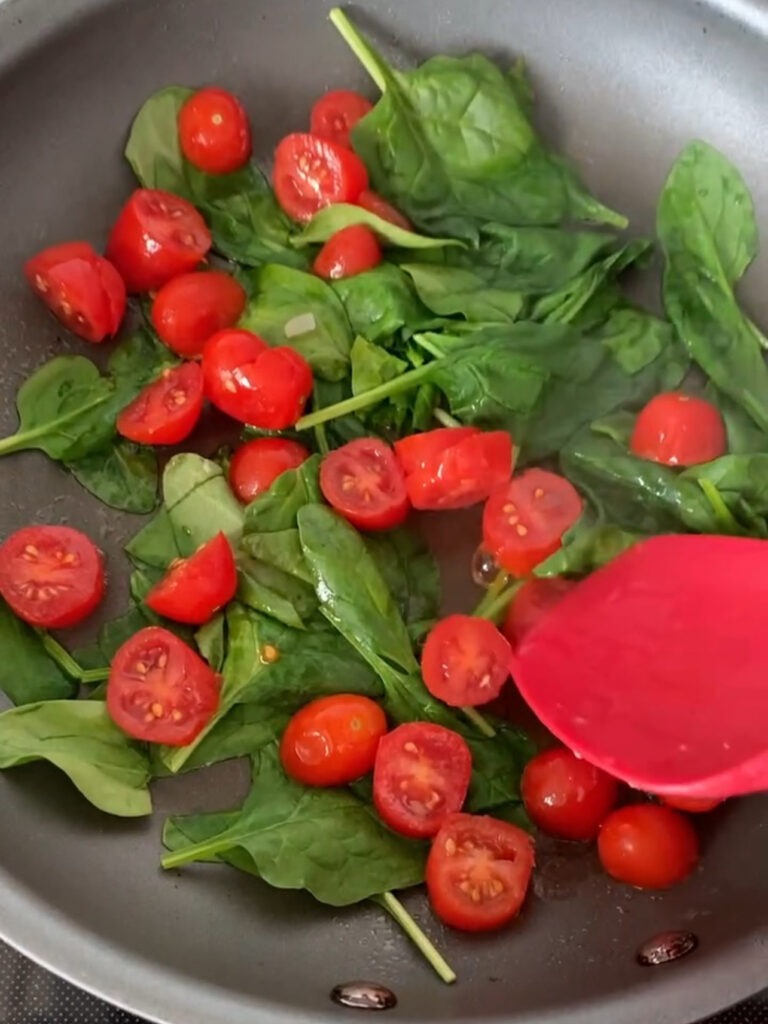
[310,89,373,149]
[597,804,699,889]
[229,437,310,504]
[502,577,577,647]
[0,525,105,629]
[178,86,252,175]
[630,392,727,467]
[151,270,247,358]
[521,747,619,841]
[421,614,511,707]
[117,362,204,446]
[320,438,409,531]
[145,533,238,625]
[426,813,535,932]
[373,722,471,838]
[313,225,382,281]
[273,133,368,222]
[107,626,221,746]
[357,190,413,232]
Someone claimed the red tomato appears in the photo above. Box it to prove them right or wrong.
[483,469,583,577]
[313,225,382,281]
[310,89,373,149]
[320,438,409,532]
[178,86,252,175]
[145,533,238,625]
[373,722,471,839]
[24,241,125,343]
[151,270,246,358]
[117,362,204,446]
[502,577,577,647]
[426,813,534,932]
[229,437,310,504]
[280,694,388,787]
[203,328,313,429]
[106,189,211,293]
[107,626,221,746]
[273,133,368,223]
[421,615,511,707]
[662,795,723,814]
[357,190,412,232]
[394,428,513,510]
[0,525,104,629]
[630,392,727,467]
[598,804,699,889]
[521,748,619,841]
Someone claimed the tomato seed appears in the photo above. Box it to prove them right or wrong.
[151,702,164,718]
[445,838,457,855]
[534,487,545,499]
[516,523,528,536]
[23,544,39,559]
[403,741,418,754]
[157,651,168,669]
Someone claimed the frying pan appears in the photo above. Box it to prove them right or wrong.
[0,1,766,1023]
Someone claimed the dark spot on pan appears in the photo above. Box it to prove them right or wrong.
[637,930,699,966]
[331,981,397,1011]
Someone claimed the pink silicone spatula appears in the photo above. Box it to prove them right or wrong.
[509,534,768,799]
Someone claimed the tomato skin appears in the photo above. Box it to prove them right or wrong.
[178,86,252,175]
[145,533,237,625]
[631,392,727,467]
[598,804,699,889]
[373,722,472,839]
[117,362,204,446]
[662,795,723,814]
[280,694,388,787]
[320,438,409,532]
[151,270,246,358]
[421,614,511,707]
[202,328,313,429]
[521,748,619,841]
[106,189,212,293]
[229,438,310,504]
[0,525,105,629]
[24,241,126,343]
[273,133,369,222]
[357,190,412,231]
[502,577,577,647]
[310,90,373,149]
[107,626,221,746]
[313,225,382,281]
[426,813,534,932]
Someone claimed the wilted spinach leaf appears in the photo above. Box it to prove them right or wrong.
[0,599,76,705]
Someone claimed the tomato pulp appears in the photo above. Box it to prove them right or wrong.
[117,362,204,446]
[421,614,511,707]
[320,438,409,531]
[145,533,238,625]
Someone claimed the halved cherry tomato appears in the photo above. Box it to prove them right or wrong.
[313,225,382,281]
[630,392,727,467]
[107,626,221,746]
[373,722,471,838]
[357,190,412,232]
[426,813,534,932]
[106,189,211,293]
[483,469,583,577]
[421,614,511,707]
[394,427,513,510]
[310,90,373,149]
[280,694,388,787]
[145,533,237,625]
[502,577,577,647]
[117,362,204,446]
[178,86,252,175]
[320,438,409,531]
[662,795,723,814]
[229,437,310,504]
[521,748,619,841]
[151,270,246,358]
[273,133,368,222]
[202,328,313,429]
[0,525,104,629]
[24,241,126,343]
[597,804,699,889]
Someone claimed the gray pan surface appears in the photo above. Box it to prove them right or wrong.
[0,1,766,1022]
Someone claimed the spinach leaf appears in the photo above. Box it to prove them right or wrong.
[237,556,317,629]
[364,528,441,629]
[125,507,183,571]
[535,512,643,578]
[242,455,321,534]
[159,704,288,775]
[107,328,179,393]
[163,454,245,555]
[0,599,75,704]
[401,263,525,323]
[67,439,158,514]
[74,605,156,672]
[239,529,313,583]
[351,336,408,396]
[332,264,431,345]
[195,613,227,672]
[293,204,462,250]
[704,384,768,455]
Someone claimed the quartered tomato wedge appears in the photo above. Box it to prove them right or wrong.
[117,362,204,446]
[313,225,382,280]
[357,189,412,231]
[426,813,534,932]
[522,748,619,841]
[178,86,252,175]
[310,89,373,149]
[107,626,221,746]
[151,270,246,358]
[0,525,105,629]
[229,437,310,504]
[502,577,577,647]
[320,438,409,531]
[630,392,727,467]
[273,133,368,222]
[421,614,511,707]
[145,533,238,625]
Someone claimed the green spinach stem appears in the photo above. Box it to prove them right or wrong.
[330,9,389,95]
[81,667,111,685]
[39,633,87,681]
[698,479,743,534]
[296,363,434,431]
[373,892,456,984]
[433,408,462,429]
[461,705,496,737]
[473,575,523,622]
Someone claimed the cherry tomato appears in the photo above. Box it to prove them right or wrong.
[0,525,104,629]
[421,614,511,708]
[202,328,313,429]
[521,748,619,841]
[117,362,204,446]
[310,89,373,149]
[426,813,534,932]
[106,189,211,293]
[229,437,310,504]
[483,469,583,577]
[320,438,409,532]
[502,577,577,647]
[394,428,513,510]
[151,270,246,358]
[597,804,699,889]
[313,225,382,281]
[24,241,125,343]
[662,795,723,814]
[107,627,221,746]
[145,533,237,625]
[630,392,727,467]
[357,189,412,231]
[280,694,388,787]
[178,86,252,175]
[273,133,368,223]
[373,722,472,839]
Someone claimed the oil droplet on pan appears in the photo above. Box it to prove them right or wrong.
[331,981,398,1011]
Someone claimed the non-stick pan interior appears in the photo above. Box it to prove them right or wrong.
[0,1,766,1023]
